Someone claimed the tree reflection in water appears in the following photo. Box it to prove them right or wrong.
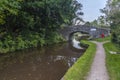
[0,41,86,80]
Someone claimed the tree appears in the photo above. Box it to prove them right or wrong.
[84,21,92,26]
[0,0,84,53]
[84,20,99,27]
[90,20,98,27]
[102,0,120,47]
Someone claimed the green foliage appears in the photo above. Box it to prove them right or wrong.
[104,42,120,80]
[0,34,46,53]
[0,0,83,53]
[45,32,65,45]
[102,0,120,47]
[63,41,96,80]
[85,15,108,28]
[111,27,120,47]
[0,0,21,24]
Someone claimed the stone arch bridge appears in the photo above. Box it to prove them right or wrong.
[59,25,110,41]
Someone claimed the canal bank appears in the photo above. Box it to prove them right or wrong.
[62,41,96,80]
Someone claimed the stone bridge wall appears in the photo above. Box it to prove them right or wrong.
[59,25,110,40]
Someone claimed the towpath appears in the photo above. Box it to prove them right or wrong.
[86,41,109,80]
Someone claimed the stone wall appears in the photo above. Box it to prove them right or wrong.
[59,25,110,40]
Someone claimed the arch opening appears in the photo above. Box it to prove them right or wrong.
[68,31,89,49]
[69,31,90,42]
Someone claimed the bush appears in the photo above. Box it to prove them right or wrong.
[0,32,64,53]
[45,32,65,45]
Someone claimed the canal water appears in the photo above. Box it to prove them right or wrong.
[0,40,86,80]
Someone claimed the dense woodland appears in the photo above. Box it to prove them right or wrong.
[0,0,83,53]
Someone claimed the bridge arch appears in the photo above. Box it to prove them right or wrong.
[68,31,89,42]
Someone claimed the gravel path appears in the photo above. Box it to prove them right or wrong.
[86,41,109,80]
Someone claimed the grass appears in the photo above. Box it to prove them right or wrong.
[95,36,111,42]
[62,41,96,80]
[104,42,120,80]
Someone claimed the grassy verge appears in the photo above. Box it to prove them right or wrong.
[62,41,96,80]
[95,36,111,42]
[103,42,120,80]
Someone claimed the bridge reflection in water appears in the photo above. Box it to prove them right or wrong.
[0,39,86,80]
[71,38,84,49]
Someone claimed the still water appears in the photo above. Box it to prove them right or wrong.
[0,40,86,80]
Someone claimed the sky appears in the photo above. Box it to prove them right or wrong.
[77,0,107,22]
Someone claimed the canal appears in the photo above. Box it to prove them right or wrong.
[0,39,86,80]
